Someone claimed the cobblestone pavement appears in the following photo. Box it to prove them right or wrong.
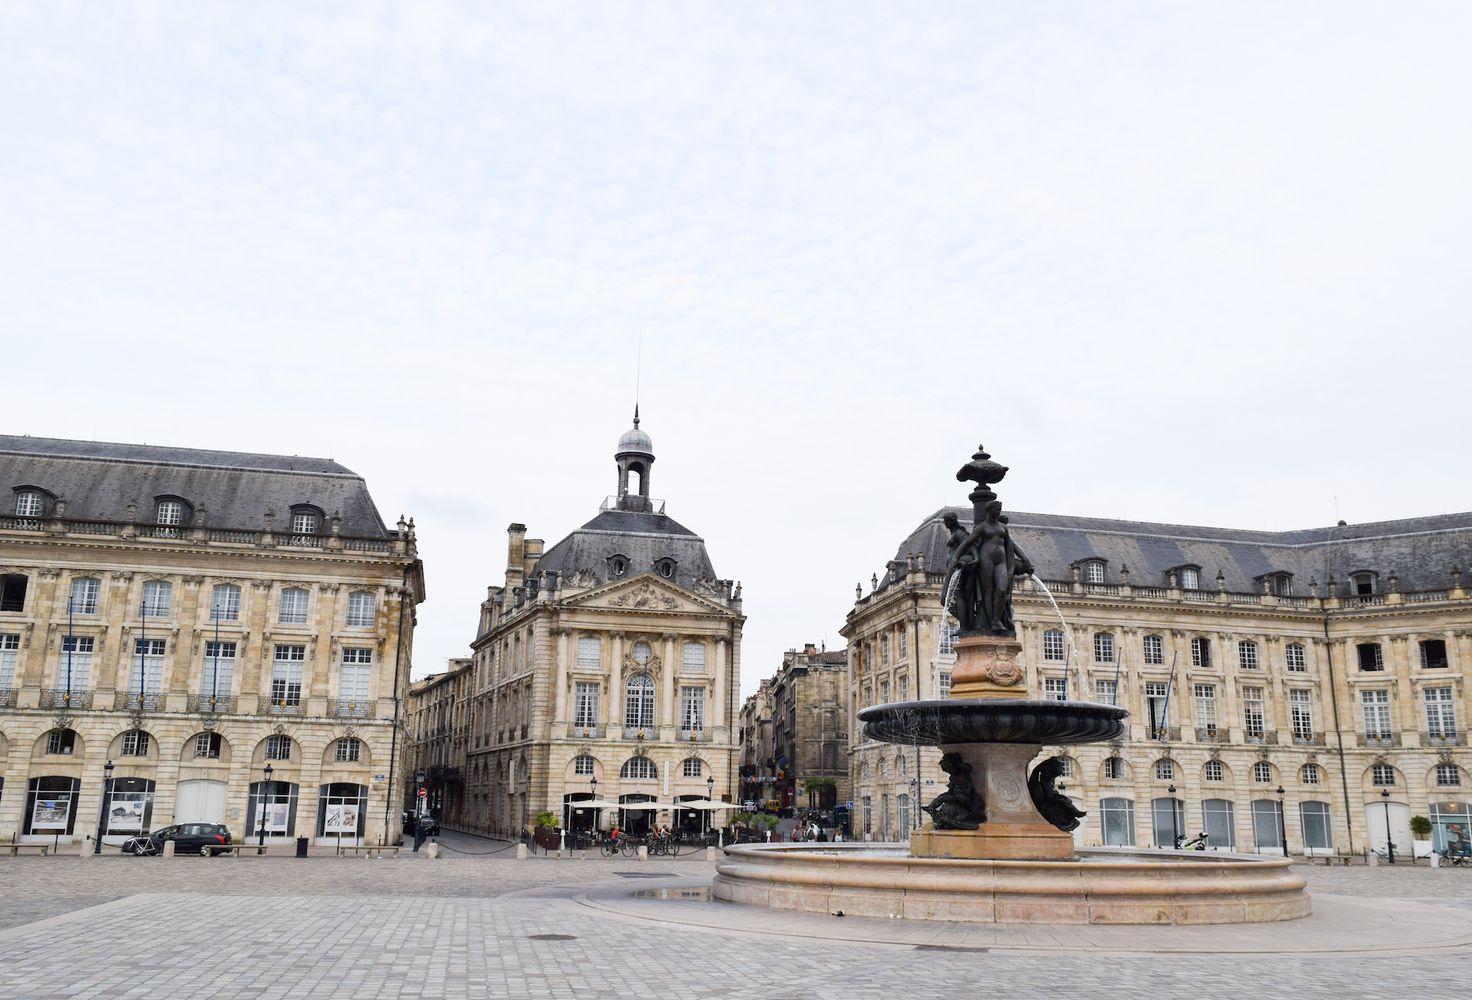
[1,838,1469,1000]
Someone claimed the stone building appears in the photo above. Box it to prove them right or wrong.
[461,415,744,839]
[0,435,423,850]
[740,644,849,816]
[406,657,471,826]
[845,506,1472,858]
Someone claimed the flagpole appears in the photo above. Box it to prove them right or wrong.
[64,589,74,705]
[1157,651,1179,740]
[1111,648,1122,706]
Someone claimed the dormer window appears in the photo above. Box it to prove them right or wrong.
[14,490,43,518]
[1081,560,1106,584]
[1268,573,1292,596]
[608,554,629,578]
[654,558,677,580]
[154,498,188,538]
[1178,567,1201,591]
[289,507,321,536]
[1350,572,1377,596]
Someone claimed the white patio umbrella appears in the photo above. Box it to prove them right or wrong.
[616,801,664,811]
[576,799,619,809]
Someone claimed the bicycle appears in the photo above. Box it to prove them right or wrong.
[600,836,624,859]
[1435,849,1471,867]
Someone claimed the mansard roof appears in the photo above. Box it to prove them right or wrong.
[0,434,392,537]
[534,508,717,589]
[886,507,1472,595]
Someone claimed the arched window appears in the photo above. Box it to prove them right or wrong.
[573,754,596,776]
[211,583,241,622]
[1204,760,1224,782]
[1081,560,1105,584]
[279,588,309,625]
[13,490,45,518]
[1103,756,1126,780]
[141,580,172,617]
[155,498,186,537]
[621,756,657,780]
[1142,634,1164,665]
[624,674,655,730]
[265,734,293,761]
[68,577,100,615]
[346,592,375,628]
[1179,567,1200,591]
[632,641,652,665]
[655,558,676,580]
[289,506,321,536]
[1300,763,1321,785]
[1252,761,1273,783]
[682,757,703,778]
[1042,630,1065,661]
[1154,758,1175,781]
[608,554,629,578]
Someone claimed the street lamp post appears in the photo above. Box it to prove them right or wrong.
[257,762,273,854]
[706,775,715,845]
[1276,785,1289,858]
[1382,788,1395,864]
[589,775,598,843]
[1167,783,1180,849]
[93,759,114,854]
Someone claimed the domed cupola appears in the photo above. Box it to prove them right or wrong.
[614,407,656,512]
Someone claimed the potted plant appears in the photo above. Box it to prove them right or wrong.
[532,810,560,851]
[1411,814,1433,859]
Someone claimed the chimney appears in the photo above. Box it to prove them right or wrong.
[524,537,544,577]
[506,523,527,587]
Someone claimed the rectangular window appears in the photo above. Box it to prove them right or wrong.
[194,732,221,759]
[938,671,951,699]
[339,648,372,703]
[1180,568,1200,590]
[1083,561,1105,584]
[898,630,908,659]
[1286,643,1306,672]
[0,633,18,688]
[210,583,241,622]
[1290,689,1314,739]
[1194,684,1217,730]
[202,640,236,695]
[346,592,375,628]
[121,730,150,756]
[682,642,705,674]
[1238,641,1258,670]
[141,580,171,617]
[1300,802,1332,851]
[879,680,889,703]
[1044,677,1067,701]
[574,682,600,727]
[1145,681,1169,735]
[47,729,76,755]
[1243,686,1265,737]
[1095,678,1117,705]
[576,637,601,668]
[1094,633,1115,663]
[1426,686,1457,738]
[1142,634,1164,665]
[1421,639,1449,670]
[680,687,705,732]
[1357,643,1384,672]
[130,639,164,694]
[68,577,100,615]
[898,676,909,701]
[880,636,890,667]
[58,636,94,691]
[272,644,306,706]
[1361,689,1391,738]
[1190,637,1210,668]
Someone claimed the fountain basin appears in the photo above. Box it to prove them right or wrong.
[712,843,1310,925]
[858,698,1127,745]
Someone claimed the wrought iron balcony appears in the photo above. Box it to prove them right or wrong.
[679,728,711,743]
[1195,726,1227,743]
[328,698,371,719]
[189,693,237,714]
[112,691,161,711]
[1146,726,1181,742]
[0,687,14,708]
[1292,732,1326,747]
[1358,732,1400,748]
[1427,732,1466,747]
[1243,731,1278,745]
[567,724,606,739]
[264,701,304,716]
[41,689,93,709]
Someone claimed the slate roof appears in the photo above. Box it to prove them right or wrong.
[534,508,717,589]
[0,434,392,537]
[885,507,1472,595]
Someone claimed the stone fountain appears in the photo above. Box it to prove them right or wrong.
[712,445,1310,924]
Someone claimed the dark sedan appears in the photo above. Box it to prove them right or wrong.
[123,823,233,856]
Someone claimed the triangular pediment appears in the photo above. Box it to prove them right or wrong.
[561,573,730,615]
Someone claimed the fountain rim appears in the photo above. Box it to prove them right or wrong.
[720,841,1301,872]
[857,697,1128,747]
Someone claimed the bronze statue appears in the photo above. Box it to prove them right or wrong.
[1028,756,1086,832]
[921,753,987,830]
[942,500,1034,636]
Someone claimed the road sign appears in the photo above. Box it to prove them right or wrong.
[418,787,427,798]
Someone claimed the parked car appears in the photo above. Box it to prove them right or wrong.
[401,810,440,836]
[123,823,233,856]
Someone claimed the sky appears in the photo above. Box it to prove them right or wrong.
[3,3,1470,696]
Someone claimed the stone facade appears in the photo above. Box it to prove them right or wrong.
[739,644,849,816]
[406,657,472,826]
[0,436,423,849]
[845,506,1472,858]
[459,417,744,839]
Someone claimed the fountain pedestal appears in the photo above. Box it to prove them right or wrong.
[911,742,1076,860]
[949,634,1027,699]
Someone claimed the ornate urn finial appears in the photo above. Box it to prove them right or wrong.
[955,445,1009,514]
